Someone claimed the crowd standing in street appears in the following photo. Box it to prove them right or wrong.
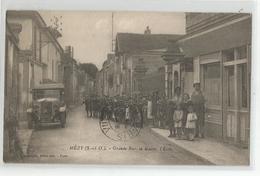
[83,83,205,141]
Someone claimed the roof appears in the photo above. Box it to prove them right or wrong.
[7,10,64,54]
[178,16,251,57]
[7,10,47,28]
[115,33,182,54]
[42,27,64,53]
[32,83,65,90]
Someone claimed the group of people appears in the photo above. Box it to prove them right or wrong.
[83,95,146,128]
[83,82,205,141]
[166,83,205,141]
[146,83,205,141]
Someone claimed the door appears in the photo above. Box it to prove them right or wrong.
[223,46,250,146]
[223,65,236,142]
[201,61,222,138]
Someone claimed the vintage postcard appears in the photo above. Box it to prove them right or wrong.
[3,10,251,165]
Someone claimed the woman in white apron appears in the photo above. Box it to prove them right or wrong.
[125,105,130,128]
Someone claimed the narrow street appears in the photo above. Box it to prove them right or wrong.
[24,105,209,165]
[4,10,251,169]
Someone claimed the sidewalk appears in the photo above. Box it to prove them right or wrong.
[17,121,33,156]
[151,128,249,165]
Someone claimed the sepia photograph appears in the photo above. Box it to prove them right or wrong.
[3,10,252,165]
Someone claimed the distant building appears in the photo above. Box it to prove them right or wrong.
[97,53,116,97]
[78,69,96,99]
[97,33,181,97]
[62,46,80,106]
[113,33,181,97]
[96,71,102,96]
[140,66,165,96]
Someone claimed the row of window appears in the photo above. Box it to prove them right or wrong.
[33,25,60,64]
[202,45,249,108]
[165,45,250,109]
[223,45,247,61]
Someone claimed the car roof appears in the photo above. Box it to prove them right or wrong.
[36,98,59,102]
[32,83,64,90]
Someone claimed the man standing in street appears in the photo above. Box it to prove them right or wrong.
[151,91,159,127]
[191,82,205,138]
[83,96,89,117]
[167,99,175,137]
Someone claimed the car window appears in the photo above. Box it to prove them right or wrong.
[33,90,61,100]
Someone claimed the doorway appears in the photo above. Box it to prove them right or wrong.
[222,46,250,146]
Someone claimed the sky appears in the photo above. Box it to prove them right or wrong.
[40,11,186,69]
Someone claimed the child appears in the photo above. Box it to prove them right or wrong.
[173,104,183,139]
[182,93,190,135]
[186,101,198,141]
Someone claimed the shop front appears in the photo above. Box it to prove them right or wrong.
[178,14,251,147]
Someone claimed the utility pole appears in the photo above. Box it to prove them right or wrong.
[111,12,115,52]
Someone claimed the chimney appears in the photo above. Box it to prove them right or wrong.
[144,26,151,35]
[65,45,74,58]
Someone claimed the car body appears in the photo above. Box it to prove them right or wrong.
[27,83,67,129]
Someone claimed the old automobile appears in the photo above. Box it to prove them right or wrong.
[27,83,67,129]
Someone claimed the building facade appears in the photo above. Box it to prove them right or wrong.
[4,23,22,161]
[100,53,117,97]
[78,69,96,100]
[164,13,251,147]
[97,33,181,97]
[7,11,64,126]
[63,46,80,106]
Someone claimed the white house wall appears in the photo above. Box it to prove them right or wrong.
[34,64,43,86]
[41,33,61,82]
[18,62,27,119]
[132,53,165,74]
[183,72,194,95]
[40,32,49,65]
[193,57,200,83]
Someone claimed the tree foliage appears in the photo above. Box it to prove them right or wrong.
[79,63,98,78]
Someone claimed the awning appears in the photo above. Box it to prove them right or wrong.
[178,17,251,57]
